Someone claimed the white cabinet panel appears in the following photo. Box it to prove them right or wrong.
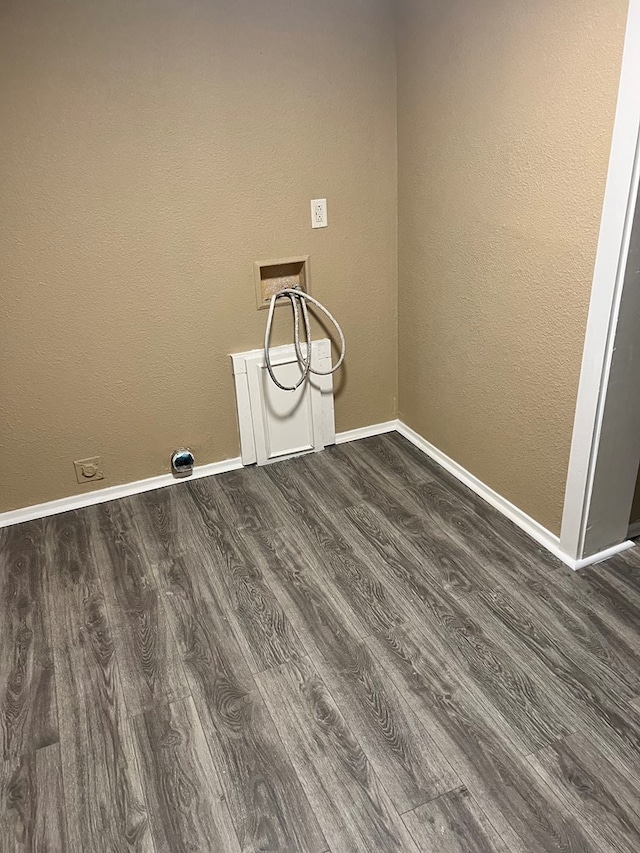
[231,340,335,466]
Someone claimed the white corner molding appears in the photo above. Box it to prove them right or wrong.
[396,421,634,571]
[571,541,635,572]
[560,0,640,561]
[335,420,399,445]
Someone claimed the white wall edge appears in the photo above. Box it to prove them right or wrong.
[334,420,400,445]
[396,421,635,571]
[560,0,640,559]
[0,419,400,529]
[571,540,635,571]
[628,521,640,540]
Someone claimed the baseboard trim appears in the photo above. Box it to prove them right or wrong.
[1,418,634,572]
[334,420,399,445]
[0,420,400,530]
[571,540,635,570]
[0,456,244,530]
[395,421,635,571]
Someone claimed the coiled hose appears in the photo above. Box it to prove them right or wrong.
[264,287,346,392]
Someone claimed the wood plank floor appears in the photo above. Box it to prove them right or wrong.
[2,433,640,851]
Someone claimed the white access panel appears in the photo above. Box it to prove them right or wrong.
[231,339,335,466]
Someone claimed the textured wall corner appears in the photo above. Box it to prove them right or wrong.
[396,0,628,534]
[0,0,398,513]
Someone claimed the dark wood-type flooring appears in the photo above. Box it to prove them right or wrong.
[3,433,640,851]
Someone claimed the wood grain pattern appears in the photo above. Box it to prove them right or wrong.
[261,462,411,640]
[476,580,640,765]
[571,563,640,691]
[244,526,460,812]
[309,645,460,814]
[86,500,189,715]
[350,433,433,486]
[133,475,302,675]
[328,439,533,595]
[213,467,286,533]
[5,433,640,851]
[134,486,327,853]
[185,477,303,673]
[0,743,68,852]
[257,656,420,853]
[132,696,242,853]
[483,557,640,700]
[279,444,481,597]
[379,433,561,572]
[339,503,579,752]
[43,511,152,853]
[528,731,640,853]
[339,444,640,763]
[262,461,574,756]
[365,624,597,852]
[282,448,362,513]
[260,463,587,763]
[402,787,508,853]
[583,557,640,623]
[0,521,57,760]
[244,526,366,654]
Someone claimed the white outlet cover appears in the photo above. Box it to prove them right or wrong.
[311,198,328,228]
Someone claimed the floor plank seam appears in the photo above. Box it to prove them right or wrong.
[397,783,467,816]
[522,749,614,853]
[261,522,373,645]
[251,654,333,850]
[127,725,160,853]
[522,730,575,761]
[254,653,420,851]
[310,638,464,807]
[247,556,316,671]
[398,785,513,853]
[48,536,153,852]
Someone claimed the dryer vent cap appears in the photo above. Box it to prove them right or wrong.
[171,448,194,478]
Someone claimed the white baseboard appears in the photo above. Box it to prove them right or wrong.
[0,420,400,530]
[334,420,399,445]
[0,456,243,530]
[395,421,635,571]
[571,540,635,570]
[1,417,634,573]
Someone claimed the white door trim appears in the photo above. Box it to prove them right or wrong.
[560,0,640,559]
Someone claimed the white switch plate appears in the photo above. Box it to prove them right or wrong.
[311,198,328,228]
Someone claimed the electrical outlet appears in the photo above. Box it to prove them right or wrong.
[73,456,104,485]
[311,198,328,228]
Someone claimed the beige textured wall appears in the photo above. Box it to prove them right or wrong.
[396,0,627,534]
[0,0,397,512]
